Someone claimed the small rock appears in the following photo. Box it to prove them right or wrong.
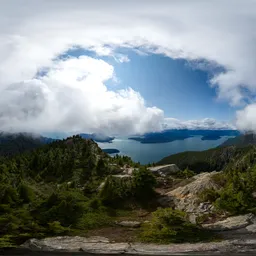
[116,221,141,228]
[188,213,197,224]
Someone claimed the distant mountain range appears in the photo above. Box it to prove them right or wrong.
[0,132,115,157]
[129,129,240,144]
[0,132,55,157]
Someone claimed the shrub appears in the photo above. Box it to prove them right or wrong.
[132,167,157,200]
[174,168,196,179]
[211,172,227,187]
[18,183,35,203]
[0,185,19,205]
[48,221,69,235]
[199,188,220,203]
[99,176,134,206]
[75,212,112,230]
[40,189,87,227]
[140,208,213,243]
[214,183,254,215]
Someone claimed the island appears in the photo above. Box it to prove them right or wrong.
[102,148,120,154]
[129,129,240,144]
[201,135,221,140]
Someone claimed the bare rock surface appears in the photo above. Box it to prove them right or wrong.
[165,171,221,215]
[148,164,180,176]
[116,220,142,228]
[203,213,256,231]
[21,236,256,254]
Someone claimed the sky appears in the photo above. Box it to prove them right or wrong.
[0,0,256,135]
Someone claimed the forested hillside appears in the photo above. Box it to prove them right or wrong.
[220,133,256,148]
[0,135,158,247]
[0,133,54,157]
[157,145,256,172]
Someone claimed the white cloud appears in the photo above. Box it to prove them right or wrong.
[236,104,256,132]
[0,56,164,135]
[0,0,256,132]
[163,118,235,130]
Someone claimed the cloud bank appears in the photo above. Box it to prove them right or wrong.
[163,118,235,130]
[0,56,163,135]
[1,0,256,133]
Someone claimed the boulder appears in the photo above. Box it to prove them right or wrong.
[116,221,141,228]
[148,164,180,176]
[156,195,175,208]
[202,213,256,231]
[165,171,221,215]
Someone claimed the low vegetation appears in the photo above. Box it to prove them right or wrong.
[198,167,256,215]
[140,208,214,243]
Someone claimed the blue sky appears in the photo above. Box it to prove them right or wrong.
[62,47,235,122]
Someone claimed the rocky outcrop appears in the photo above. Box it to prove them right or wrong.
[165,171,221,215]
[203,213,256,231]
[21,236,256,254]
[148,164,180,176]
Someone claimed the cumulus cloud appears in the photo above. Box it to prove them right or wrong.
[236,105,256,132]
[0,0,255,133]
[163,118,235,130]
[0,56,163,135]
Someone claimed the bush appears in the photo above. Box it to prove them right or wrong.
[99,167,157,206]
[174,168,196,179]
[48,221,69,235]
[211,172,227,187]
[214,183,254,214]
[75,212,112,230]
[99,176,134,206]
[199,188,220,203]
[0,185,19,205]
[132,167,157,200]
[18,183,35,203]
[40,189,87,227]
[140,208,213,243]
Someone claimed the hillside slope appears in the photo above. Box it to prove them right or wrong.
[0,135,149,247]
[220,133,256,148]
[0,132,54,157]
[157,145,256,172]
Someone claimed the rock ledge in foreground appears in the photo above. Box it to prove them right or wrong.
[21,236,256,254]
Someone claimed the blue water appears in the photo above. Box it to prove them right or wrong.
[98,136,234,164]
